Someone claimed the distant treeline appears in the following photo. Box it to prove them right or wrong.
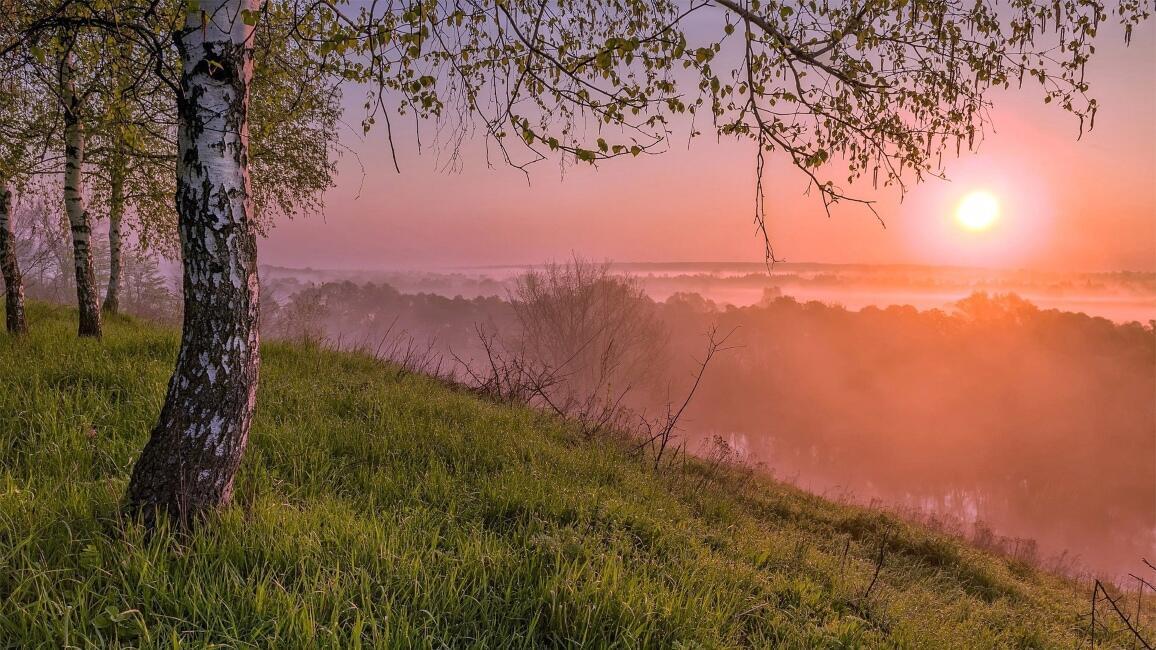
[261,263,1156,300]
[661,291,1155,577]
[262,277,1155,577]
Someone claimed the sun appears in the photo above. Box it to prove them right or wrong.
[955,190,1001,231]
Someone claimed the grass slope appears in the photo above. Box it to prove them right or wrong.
[0,304,1123,648]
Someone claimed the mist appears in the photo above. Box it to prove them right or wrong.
[254,261,1156,579]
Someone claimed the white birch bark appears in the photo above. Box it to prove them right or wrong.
[126,0,263,522]
[61,47,102,337]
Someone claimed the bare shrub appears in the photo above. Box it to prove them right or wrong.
[459,256,668,438]
[448,258,734,458]
[11,180,74,303]
[510,256,667,408]
[634,326,735,470]
[457,320,640,439]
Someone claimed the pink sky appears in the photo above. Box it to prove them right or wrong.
[260,18,1156,272]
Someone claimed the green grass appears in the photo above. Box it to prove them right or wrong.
[0,304,1137,648]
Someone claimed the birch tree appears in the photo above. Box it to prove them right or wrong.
[118,0,263,520]
[5,17,114,337]
[57,37,105,336]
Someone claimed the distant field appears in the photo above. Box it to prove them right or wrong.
[0,304,1150,647]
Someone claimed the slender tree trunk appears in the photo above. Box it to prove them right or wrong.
[0,183,27,335]
[61,48,102,338]
[103,143,125,315]
[125,0,261,525]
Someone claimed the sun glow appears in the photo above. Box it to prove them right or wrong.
[955,191,1001,231]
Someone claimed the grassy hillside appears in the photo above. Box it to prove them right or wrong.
[0,304,1134,648]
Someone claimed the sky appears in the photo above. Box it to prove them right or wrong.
[259,11,1156,272]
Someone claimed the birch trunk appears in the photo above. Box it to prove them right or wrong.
[103,143,125,315]
[61,49,102,338]
[125,0,261,524]
[0,183,26,334]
